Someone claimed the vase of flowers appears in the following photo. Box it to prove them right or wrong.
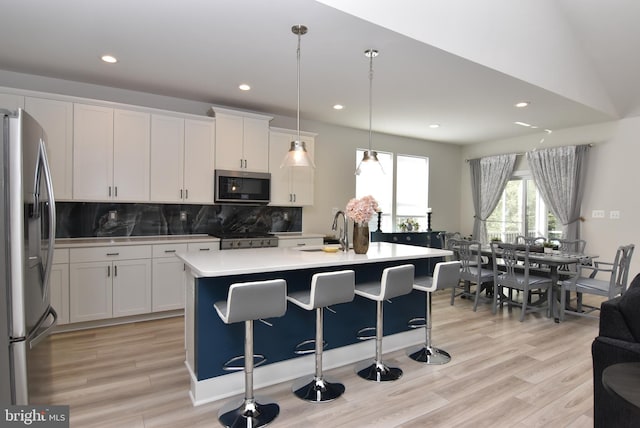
[346,195,379,254]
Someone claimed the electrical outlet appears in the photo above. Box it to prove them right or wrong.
[592,210,605,218]
[109,210,117,221]
[610,210,621,220]
[180,211,187,221]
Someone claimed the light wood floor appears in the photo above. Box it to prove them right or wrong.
[30,291,604,428]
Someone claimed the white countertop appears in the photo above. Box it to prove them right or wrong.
[177,242,452,278]
[55,234,219,248]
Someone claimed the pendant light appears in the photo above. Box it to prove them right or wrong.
[355,49,384,176]
[281,25,315,168]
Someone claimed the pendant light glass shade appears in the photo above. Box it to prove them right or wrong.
[281,140,314,167]
[355,49,384,176]
[281,25,315,169]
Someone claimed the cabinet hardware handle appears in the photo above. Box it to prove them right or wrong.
[185,189,188,199]
[114,186,118,197]
[180,189,183,199]
[293,194,296,202]
[296,243,306,246]
[114,265,118,277]
[164,250,176,253]
[240,159,243,168]
[108,186,111,197]
[199,248,210,251]
[107,266,111,277]
[106,252,119,256]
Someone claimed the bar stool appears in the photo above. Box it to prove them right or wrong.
[287,270,356,402]
[355,264,415,382]
[407,261,461,364]
[213,279,287,428]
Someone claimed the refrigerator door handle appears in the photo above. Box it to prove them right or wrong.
[38,139,56,303]
[27,306,57,349]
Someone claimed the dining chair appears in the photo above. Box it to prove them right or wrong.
[555,238,587,255]
[490,242,553,322]
[559,244,635,320]
[514,235,546,246]
[452,239,493,311]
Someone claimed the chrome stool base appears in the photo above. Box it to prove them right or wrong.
[357,361,403,382]
[218,397,279,428]
[292,376,345,402]
[408,345,451,365]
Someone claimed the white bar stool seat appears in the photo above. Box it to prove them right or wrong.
[354,264,415,382]
[213,279,287,428]
[287,269,355,402]
[408,261,461,364]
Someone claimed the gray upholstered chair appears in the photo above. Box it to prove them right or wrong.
[408,261,461,364]
[214,279,287,428]
[354,264,415,382]
[453,239,494,311]
[560,244,635,321]
[490,242,553,322]
[287,270,355,402]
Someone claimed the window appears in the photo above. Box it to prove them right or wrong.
[355,149,429,232]
[486,175,561,242]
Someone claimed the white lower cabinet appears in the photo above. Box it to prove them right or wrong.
[151,243,188,312]
[51,249,70,325]
[69,245,151,323]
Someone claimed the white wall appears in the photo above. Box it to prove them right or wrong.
[1,70,463,241]
[460,119,640,280]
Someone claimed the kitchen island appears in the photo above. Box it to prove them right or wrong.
[177,242,451,405]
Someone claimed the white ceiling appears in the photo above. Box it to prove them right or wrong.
[1,0,637,145]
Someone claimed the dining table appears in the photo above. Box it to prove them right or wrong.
[479,246,596,322]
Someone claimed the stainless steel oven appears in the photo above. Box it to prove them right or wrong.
[214,169,270,204]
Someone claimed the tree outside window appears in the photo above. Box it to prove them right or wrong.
[355,149,429,232]
[486,176,561,242]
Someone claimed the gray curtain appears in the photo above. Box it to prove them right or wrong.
[470,154,517,244]
[526,145,590,240]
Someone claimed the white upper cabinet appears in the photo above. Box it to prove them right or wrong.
[184,119,215,203]
[212,108,271,173]
[24,97,74,200]
[73,104,114,200]
[113,109,150,201]
[269,128,315,206]
[73,104,150,201]
[150,115,215,203]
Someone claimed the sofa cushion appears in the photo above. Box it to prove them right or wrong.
[618,273,640,342]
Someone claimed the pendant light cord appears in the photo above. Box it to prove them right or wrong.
[296,30,301,141]
[368,51,374,153]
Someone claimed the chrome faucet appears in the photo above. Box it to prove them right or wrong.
[332,210,349,251]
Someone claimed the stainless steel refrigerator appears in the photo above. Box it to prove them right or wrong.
[1,108,57,405]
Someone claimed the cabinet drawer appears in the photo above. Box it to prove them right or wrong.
[53,248,69,264]
[152,243,188,258]
[278,237,323,248]
[70,245,152,263]
[187,241,219,252]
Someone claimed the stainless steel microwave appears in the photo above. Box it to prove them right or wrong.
[214,169,271,204]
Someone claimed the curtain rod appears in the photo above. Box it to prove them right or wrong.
[464,143,594,162]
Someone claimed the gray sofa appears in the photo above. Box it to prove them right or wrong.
[592,273,640,427]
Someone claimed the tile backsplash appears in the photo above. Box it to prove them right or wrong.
[56,202,302,238]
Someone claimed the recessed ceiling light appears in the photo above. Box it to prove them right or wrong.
[101,55,118,64]
[515,101,530,108]
[333,104,344,110]
[239,84,251,91]
[514,121,531,127]
[429,123,440,129]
